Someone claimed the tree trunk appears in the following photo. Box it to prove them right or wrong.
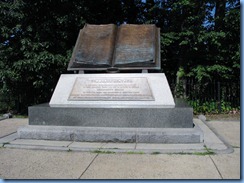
[215,0,226,30]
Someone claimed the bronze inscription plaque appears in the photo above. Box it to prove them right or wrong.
[68,77,154,101]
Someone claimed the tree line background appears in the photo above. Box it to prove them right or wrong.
[0,0,240,114]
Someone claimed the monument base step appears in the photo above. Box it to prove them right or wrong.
[18,123,203,144]
[28,99,193,128]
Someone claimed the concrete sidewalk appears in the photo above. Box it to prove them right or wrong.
[0,118,240,179]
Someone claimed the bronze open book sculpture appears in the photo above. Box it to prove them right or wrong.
[68,24,160,71]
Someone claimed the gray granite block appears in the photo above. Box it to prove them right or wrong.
[73,127,136,142]
[28,99,193,128]
[18,125,203,144]
[136,128,202,143]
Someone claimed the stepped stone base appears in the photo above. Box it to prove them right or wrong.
[22,72,196,143]
[18,124,203,144]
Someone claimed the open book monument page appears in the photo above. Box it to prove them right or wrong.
[68,24,161,71]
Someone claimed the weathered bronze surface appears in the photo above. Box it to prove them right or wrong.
[74,24,116,66]
[68,24,160,71]
[114,24,155,65]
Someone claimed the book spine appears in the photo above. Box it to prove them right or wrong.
[110,25,119,68]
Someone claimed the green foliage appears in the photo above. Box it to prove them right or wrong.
[174,67,186,98]
[126,151,145,155]
[188,99,234,114]
[175,80,185,98]
[0,0,240,114]
[0,0,84,113]
[193,151,215,156]
[159,0,240,83]
[92,150,116,154]
[169,146,215,156]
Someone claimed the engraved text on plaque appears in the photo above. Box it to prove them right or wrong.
[68,77,154,101]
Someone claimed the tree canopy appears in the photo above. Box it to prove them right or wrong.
[0,0,240,113]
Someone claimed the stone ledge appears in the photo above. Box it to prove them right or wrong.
[18,124,203,144]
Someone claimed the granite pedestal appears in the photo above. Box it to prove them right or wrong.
[18,73,200,143]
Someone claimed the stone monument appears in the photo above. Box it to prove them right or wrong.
[18,24,203,143]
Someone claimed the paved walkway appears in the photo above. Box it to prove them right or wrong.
[0,118,240,179]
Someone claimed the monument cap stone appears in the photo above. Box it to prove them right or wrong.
[49,73,175,108]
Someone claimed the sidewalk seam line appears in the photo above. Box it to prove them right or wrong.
[0,132,17,139]
[209,155,223,179]
[79,153,99,179]
[67,141,74,148]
